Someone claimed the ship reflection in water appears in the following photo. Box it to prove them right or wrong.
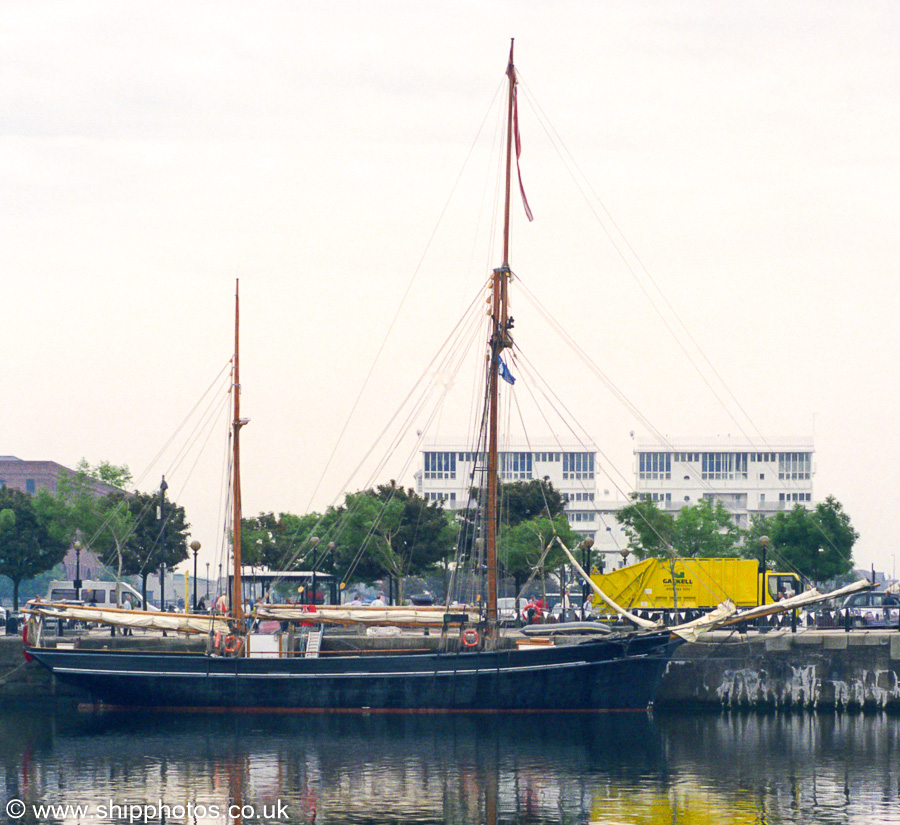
[2,707,900,824]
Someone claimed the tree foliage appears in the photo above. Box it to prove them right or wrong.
[0,488,67,609]
[616,495,742,560]
[241,511,323,571]
[117,490,190,605]
[49,463,189,606]
[745,496,857,584]
[329,482,455,600]
[499,513,579,583]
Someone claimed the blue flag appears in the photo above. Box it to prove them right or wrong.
[498,356,516,385]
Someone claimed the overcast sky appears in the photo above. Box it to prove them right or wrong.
[4,2,899,579]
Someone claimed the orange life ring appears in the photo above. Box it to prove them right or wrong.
[461,628,480,649]
[223,634,242,655]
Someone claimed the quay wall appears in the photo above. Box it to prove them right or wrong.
[656,628,900,712]
[3,629,900,711]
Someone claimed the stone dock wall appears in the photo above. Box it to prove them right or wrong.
[656,628,900,712]
[3,628,899,711]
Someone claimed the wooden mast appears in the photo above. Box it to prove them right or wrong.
[232,278,244,624]
[486,40,517,628]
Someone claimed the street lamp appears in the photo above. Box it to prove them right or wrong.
[579,537,594,620]
[619,548,630,569]
[158,475,168,611]
[73,540,82,602]
[759,536,770,605]
[309,536,320,606]
[190,540,201,610]
[327,541,336,605]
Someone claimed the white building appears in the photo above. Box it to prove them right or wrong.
[633,436,815,529]
[415,443,599,519]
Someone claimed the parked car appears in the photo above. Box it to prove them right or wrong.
[841,590,899,628]
[497,597,522,627]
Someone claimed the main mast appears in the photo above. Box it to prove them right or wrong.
[232,279,244,623]
[485,40,518,627]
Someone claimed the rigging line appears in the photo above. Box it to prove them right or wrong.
[515,281,759,516]
[515,337,819,583]
[517,287,834,564]
[129,360,233,490]
[321,285,487,511]
[359,305,485,491]
[510,350,683,558]
[301,81,507,516]
[512,346,634,501]
[158,373,233,491]
[272,288,487,576]
[516,76,760,445]
[277,297,487,578]
[515,279,666,444]
[165,395,231,550]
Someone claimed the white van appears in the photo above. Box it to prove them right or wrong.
[44,580,158,611]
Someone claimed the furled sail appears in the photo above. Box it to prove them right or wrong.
[24,602,232,636]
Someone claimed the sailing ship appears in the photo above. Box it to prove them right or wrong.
[22,43,688,712]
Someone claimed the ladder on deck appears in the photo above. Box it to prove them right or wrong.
[305,627,323,658]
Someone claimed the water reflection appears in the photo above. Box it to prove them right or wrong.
[1,706,899,824]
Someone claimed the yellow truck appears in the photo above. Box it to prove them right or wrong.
[588,557,800,615]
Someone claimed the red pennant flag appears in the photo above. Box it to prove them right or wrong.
[506,61,534,222]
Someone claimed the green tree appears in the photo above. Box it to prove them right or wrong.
[616,495,743,560]
[117,490,190,607]
[241,511,323,571]
[499,512,579,599]
[52,461,135,604]
[332,482,455,601]
[501,479,568,524]
[745,496,857,584]
[615,496,676,559]
[0,488,67,609]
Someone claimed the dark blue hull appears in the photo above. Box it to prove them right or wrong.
[29,632,676,712]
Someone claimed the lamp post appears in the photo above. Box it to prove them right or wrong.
[619,548,630,569]
[73,540,82,602]
[759,536,770,605]
[327,541,336,605]
[309,536,320,606]
[579,537,594,620]
[190,540,201,611]
[158,475,168,611]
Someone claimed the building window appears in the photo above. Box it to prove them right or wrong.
[701,453,749,481]
[424,452,456,480]
[778,492,811,503]
[459,452,486,464]
[25,479,36,493]
[535,452,560,462]
[638,493,671,503]
[563,452,594,480]
[778,452,811,480]
[638,452,670,480]
[500,452,533,480]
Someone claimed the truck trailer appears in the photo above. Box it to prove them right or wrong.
[589,557,800,615]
